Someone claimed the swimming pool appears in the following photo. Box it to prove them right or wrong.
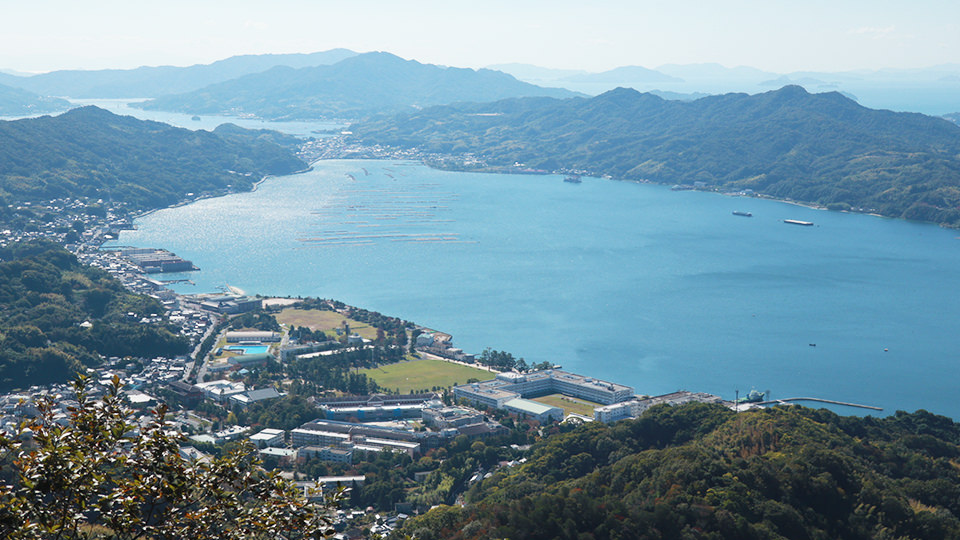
[225,345,270,355]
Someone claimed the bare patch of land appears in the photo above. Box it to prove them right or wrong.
[276,308,378,340]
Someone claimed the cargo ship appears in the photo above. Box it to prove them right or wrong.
[784,219,814,226]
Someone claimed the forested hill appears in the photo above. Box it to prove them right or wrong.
[0,106,306,209]
[0,83,70,116]
[395,404,960,539]
[351,85,960,227]
[136,52,581,120]
[0,240,189,391]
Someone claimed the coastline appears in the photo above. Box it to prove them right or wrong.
[406,157,959,228]
[122,164,315,228]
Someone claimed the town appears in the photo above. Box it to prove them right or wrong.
[0,193,739,539]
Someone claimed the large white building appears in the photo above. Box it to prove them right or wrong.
[453,369,635,418]
[594,391,726,423]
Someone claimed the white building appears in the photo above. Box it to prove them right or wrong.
[453,369,635,416]
[249,428,285,448]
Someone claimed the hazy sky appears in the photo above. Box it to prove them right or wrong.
[2,0,958,74]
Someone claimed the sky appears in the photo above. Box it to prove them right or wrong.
[2,0,958,74]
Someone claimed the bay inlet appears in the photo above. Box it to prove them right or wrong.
[109,159,960,418]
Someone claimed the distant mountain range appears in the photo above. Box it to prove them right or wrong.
[490,62,778,87]
[562,66,684,84]
[0,49,358,98]
[351,85,960,226]
[0,107,306,210]
[0,83,70,116]
[135,52,582,120]
[489,62,960,114]
[492,61,960,89]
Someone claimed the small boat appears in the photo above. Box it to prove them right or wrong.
[732,211,752,217]
[191,115,201,121]
[563,175,582,183]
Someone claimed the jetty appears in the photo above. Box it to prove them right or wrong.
[756,397,881,411]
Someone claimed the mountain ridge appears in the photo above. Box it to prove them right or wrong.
[0,49,358,98]
[351,85,960,226]
[135,52,583,120]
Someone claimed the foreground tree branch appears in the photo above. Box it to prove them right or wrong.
[0,375,337,540]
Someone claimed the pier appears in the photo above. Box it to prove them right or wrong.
[756,397,882,411]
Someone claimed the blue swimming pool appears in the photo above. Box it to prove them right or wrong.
[225,345,269,355]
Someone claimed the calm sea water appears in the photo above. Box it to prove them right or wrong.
[109,160,960,418]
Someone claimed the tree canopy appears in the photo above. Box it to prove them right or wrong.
[0,240,189,390]
[394,404,960,539]
[0,376,337,539]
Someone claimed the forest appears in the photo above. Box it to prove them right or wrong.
[394,403,960,540]
[0,240,189,390]
[0,106,306,211]
[352,85,960,227]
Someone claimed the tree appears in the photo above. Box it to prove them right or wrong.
[0,376,337,540]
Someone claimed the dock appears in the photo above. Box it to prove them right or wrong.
[756,397,881,411]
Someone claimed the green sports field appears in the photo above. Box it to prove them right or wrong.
[360,358,493,393]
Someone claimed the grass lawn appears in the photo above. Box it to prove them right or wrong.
[531,394,602,417]
[360,358,493,394]
[276,308,379,340]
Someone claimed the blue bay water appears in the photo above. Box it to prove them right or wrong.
[110,160,960,418]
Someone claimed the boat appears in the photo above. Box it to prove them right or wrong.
[732,211,752,217]
[191,115,201,121]
[784,219,814,226]
[563,175,582,183]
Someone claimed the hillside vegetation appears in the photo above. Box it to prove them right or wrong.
[0,106,306,210]
[396,404,960,540]
[0,240,189,390]
[137,52,580,120]
[352,86,960,226]
[0,83,69,116]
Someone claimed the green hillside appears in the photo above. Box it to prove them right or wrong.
[0,240,189,390]
[0,106,306,210]
[0,83,70,116]
[352,86,960,226]
[396,404,960,539]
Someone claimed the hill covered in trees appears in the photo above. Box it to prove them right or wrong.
[395,404,960,540]
[0,106,306,210]
[351,85,960,226]
[0,83,69,116]
[137,52,581,120]
[0,240,189,390]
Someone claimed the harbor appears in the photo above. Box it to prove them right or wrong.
[756,397,882,411]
